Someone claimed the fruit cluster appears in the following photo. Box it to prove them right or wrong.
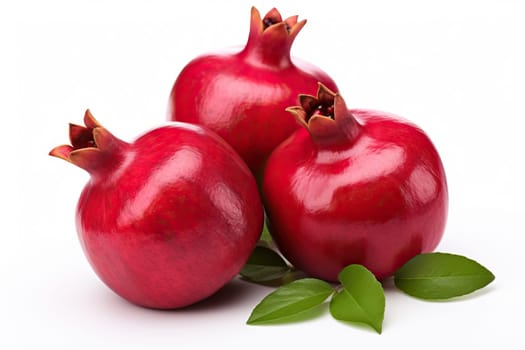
[50,7,492,332]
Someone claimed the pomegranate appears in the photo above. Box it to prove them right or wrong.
[167,7,338,179]
[50,110,263,309]
[263,84,448,281]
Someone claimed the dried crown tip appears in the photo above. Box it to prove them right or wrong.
[49,144,74,160]
[264,8,283,23]
[285,106,308,127]
[92,126,115,150]
[84,109,101,128]
[284,15,300,29]
[286,15,299,23]
[285,106,303,115]
[316,82,337,99]
[250,6,261,22]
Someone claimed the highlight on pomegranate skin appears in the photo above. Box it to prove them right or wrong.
[263,84,448,282]
[168,7,338,180]
[50,110,263,309]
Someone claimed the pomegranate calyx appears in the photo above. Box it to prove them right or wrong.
[242,7,306,68]
[49,109,126,173]
[287,83,362,146]
[262,8,284,30]
[252,7,305,37]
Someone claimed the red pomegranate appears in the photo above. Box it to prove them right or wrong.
[50,110,263,309]
[263,84,448,281]
[167,7,337,179]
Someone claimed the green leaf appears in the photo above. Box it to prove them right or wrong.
[329,265,385,333]
[240,246,290,282]
[260,220,272,243]
[394,252,495,300]
[247,278,334,325]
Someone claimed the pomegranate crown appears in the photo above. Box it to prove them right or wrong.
[286,83,362,146]
[241,7,307,68]
[49,110,125,172]
[250,7,306,40]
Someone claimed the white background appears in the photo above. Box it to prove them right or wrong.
[3,0,525,348]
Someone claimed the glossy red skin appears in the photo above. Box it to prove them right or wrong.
[263,109,448,281]
[75,123,263,309]
[169,53,336,178]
